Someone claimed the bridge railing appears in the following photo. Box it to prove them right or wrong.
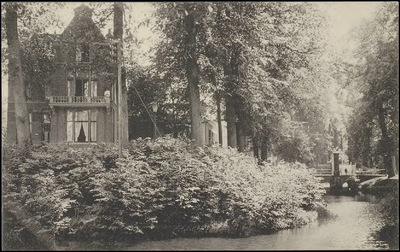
[312,164,358,176]
[314,169,332,176]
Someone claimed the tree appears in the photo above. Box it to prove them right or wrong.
[4,3,31,145]
[220,2,327,159]
[113,2,129,144]
[348,2,398,176]
[152,2,330,159]
[153,3,213,146]
[126,64,190,139]
[2,2,64,145]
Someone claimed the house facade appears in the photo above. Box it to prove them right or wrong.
[7,5,119,145]
[202,120,228,147]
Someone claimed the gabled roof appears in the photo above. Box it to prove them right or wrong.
[61,4,105,43]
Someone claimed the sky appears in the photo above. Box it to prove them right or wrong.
[49,2,381,48]
[1,2,382,117]
[317,2,382,51]
[319,2,381,37]
[51,2,382,50]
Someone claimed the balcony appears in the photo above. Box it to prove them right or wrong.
[47,96,113,112]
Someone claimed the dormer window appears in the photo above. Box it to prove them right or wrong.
[76,44,90,62]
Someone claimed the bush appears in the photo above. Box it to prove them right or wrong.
[376,182,399,249]
[2,137,326,247]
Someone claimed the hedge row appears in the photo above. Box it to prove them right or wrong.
[2,136,325,247]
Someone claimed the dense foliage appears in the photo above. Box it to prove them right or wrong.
[346,2,398,175]
[360,177,399,249]
[149,2,334,161]
[126,65,191,139]
[377,186,399,249]
[3,138,325,248]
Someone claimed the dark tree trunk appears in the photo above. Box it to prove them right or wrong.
[225,45,241,149]
[253,141,259,159]
[396,67,399,176]
[226,94,237,148]
[237,120,245,152]
[216,91,223,146]
[114,2,129,143]
[253,133,260,163]
[210,71,223,146]
[5,3,32,145]
[378,106,395,177]
[186,54,205,146]
[113,2,123,39]
[260,136,268,162]
[184,9,204,146]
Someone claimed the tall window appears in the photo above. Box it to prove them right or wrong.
[76,44,90,62]
[75,79,88,96]
[67,80,97,97]
[91,81,97,96]
[208,129,214,145]
[67,110,97,142]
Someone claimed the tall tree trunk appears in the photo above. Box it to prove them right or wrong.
[226,94,237,148]
[210,71,223,146]
[5,4,31,145]
[253,132,260,163]
[216,91,223,146]
[224,43,241,149]
[114,2,129,143]
[237,120,245,152]
[113,2,123,39]
[253,140,259,159]
[378,106,395,177]
[184,9,204,146]
[260,137,268,162]
[396,58,399,176]
[186,59,204,146]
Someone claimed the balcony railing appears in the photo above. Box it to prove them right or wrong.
[49,96,108,104]
[47,96,112,112]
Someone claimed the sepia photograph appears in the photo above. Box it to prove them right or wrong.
[1,2,399,250]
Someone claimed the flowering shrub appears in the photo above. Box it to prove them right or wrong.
[2,137,325,247]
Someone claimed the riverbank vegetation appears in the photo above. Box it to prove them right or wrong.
[345,2,398,176]
[377,188,399,250]
[3,137,326,249]
[359,176,399,249]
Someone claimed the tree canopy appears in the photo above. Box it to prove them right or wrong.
[3,2,397,172]
[346,2,398,176]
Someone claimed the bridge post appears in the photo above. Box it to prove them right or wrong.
[331,151,342,193]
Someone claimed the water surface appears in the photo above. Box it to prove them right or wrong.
[123,195,390,250]
[61,195,393,250]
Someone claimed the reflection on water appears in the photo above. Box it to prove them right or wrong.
[60,195,393,250]
[123,195,391,251]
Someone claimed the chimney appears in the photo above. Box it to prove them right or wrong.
[106,28,113,39]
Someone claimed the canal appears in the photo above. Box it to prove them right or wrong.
[64,194,396,250]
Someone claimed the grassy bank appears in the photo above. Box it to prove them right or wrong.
[2,137,326,249]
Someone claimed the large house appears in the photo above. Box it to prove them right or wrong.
[6,4,226,147]
[7,5,122,145]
